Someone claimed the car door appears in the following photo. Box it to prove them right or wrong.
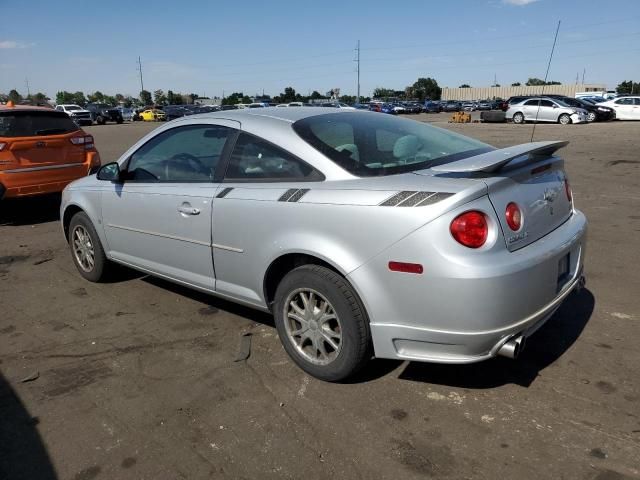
[211,132,324,305]
[521,100,538,121]
[610,98,633,120]
[101,121,239,291]
[539,99,557,122]
[632,98,640,120]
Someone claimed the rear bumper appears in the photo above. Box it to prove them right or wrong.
[0,152,100,199]
[349,208,587,364]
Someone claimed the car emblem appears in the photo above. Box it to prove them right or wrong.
[35,141,46,148]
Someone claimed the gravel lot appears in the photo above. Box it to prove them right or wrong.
[1,115,639,480]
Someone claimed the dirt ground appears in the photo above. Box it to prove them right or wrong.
[1,114,638,480]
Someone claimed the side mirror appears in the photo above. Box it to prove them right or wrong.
[97,162,122,182]
[552,105,559,108]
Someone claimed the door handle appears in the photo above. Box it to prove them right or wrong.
[177,205,200,216]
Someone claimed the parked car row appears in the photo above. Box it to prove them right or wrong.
[503,95,622,124]
[55,103,123,125]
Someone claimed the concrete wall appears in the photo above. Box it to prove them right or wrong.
[442,84,607,100]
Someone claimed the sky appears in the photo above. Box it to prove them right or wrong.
[1,0,639,100]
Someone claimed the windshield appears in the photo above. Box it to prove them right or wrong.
[292,112,491,177]
[66,105,81,111]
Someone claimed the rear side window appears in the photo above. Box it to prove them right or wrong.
[224,133,320,181]
[0,111,79,137]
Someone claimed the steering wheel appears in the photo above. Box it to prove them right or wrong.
[166,153,210,179]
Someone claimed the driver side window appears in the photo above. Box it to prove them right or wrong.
[127,125,233,182]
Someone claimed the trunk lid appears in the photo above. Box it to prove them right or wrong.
[484,161,572,251]
[421,141,573,251]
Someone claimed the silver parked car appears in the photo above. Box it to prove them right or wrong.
[60,108,587,381]
[506,97,588,124]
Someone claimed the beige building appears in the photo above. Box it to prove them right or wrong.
[442,83,607,101]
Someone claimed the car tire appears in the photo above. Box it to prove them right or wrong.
[116,118,123,124]
[586,112,596,122]
[558,113,571,125]
[273,265,371,382]
[96,115,105,125]
[68,212,111,282]
[512,112,525,124]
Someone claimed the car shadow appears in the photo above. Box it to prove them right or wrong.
[397,288,595,388]
[142,276,275,327]
[0,371,58,479]
[0,193,61,226]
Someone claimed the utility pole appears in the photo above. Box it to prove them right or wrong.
[494,73,497,87]
[137,56,145,94]
[355,40,361,104]
[582,68,586,85]
[25,77,31,97]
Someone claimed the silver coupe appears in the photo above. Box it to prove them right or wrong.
[60,108,587,381]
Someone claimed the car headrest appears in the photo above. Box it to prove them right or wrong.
[335,143,360,162]
[393,135,420,158]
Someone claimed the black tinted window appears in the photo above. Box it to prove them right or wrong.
[0,111,79,137]
[127,125,233,182]
[225,133,318,181]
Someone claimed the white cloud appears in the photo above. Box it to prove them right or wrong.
[0,40,34,49]
[502,0,539,5]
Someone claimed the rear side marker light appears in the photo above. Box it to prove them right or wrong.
[505,202,522,231]
[0,142,6,152]
[388,261,424,274]
[450,211,488,248]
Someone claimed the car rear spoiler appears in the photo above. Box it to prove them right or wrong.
[430,141,569,173]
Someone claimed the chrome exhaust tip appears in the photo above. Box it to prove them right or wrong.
[497,335,526,359]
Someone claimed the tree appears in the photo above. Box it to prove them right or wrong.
[459,84,471,88]
[188,93,198,104]
[491,83,501,88]
[281,87,297,103]
[526,78,561,86]
[167,90,175,105]
[103,95,116,106]
[72,91,87,106]
[615,80,639,94]
[173,93,184,105]
[115,93,125,103]
[140,90,152,105]
[222,92,244,105]
[410,77,441,100]
[30,92,48,104]
[56,91,74,105]
[310,90,325,100]
[372,87,395,99]
[8,89,22,103]
[339,95,356,104]
[87,91,105,103]
[511,82,522,87]
[153,89,167,105]
[122,96,135,107]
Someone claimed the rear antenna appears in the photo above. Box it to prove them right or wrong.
[531,20,561,143]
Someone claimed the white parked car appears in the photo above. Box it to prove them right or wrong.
[597,96,640,120]
[54,104,93,125]
[506,98,588,125]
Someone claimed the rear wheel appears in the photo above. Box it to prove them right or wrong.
[512,112,525,124]
[273,265,371,382]
[96,115,105,125]
[558,113,571,125]
[586,112,596,122]
[68,212,110,282]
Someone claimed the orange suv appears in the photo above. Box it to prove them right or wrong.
[0,102,101,199]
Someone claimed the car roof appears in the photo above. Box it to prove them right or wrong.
[190,106,353,124]
[0,104,56,112]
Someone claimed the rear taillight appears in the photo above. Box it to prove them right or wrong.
[564,178,572,203]
[450,211,488,248]
[505,202,522,231]
[70,135,95,149]
[0,142,6,152]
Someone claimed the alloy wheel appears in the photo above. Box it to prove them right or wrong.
[283,288,342,365]
[72,225,95,273]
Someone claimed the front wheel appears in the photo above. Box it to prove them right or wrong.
[273,265,371,382]
[96,115,105,125]
[558,113,572,125]
[586,112,596,122]
[68,212,111,282]
[512,112,525,124]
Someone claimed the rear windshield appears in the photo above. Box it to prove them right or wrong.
[0,110,80,137]
[292,112,491,177]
